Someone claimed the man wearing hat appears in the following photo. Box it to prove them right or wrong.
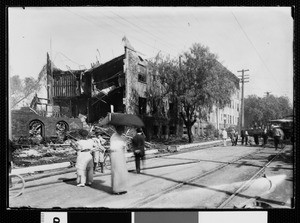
[131,128,145,174]
[272,125,284,150]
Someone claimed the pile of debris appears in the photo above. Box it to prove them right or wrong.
[12,144,77,167]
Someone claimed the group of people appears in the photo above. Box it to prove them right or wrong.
[70,130,106,187]
[221,125,284,150]
[71,126,145,195]
[221,128,238,146]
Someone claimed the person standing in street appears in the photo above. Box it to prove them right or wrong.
[261,126,268,148]
[132,128,145,174]
[230,128,238,146]
[222,128,228,147]
[272,126,284,150]
[92,132,106,173]
[241,129,246,145]
[253,126,260,146]
[109,125,128,195]
[230,129,235,146]
[234,130,238,146]
[71,130,94,187]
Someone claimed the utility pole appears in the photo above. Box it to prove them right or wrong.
[265,91,271,97]
[176,55,182,136]
[237,69,249,132]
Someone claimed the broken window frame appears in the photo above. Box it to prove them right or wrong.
[138,73,147,83]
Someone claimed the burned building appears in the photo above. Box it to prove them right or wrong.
[42,37,180,140]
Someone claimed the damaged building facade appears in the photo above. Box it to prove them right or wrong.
[10,37,240,142]
[41,38,180,140]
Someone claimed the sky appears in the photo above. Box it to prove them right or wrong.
[8,7,294,102]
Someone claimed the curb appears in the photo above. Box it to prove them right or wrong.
[16,139,227,181]
[12,162,71,175]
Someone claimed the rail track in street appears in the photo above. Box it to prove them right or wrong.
[10,142,293,209]
[128,145,288,208]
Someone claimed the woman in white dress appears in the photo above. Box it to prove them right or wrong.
[110,125,128,195]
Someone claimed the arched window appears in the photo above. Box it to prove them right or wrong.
[29,119,45,138]
[56,121,69,134]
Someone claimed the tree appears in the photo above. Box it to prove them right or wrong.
[10,75,41,109]
[149,44,237,143]
[145,54,171,117]
[244,94,293,127]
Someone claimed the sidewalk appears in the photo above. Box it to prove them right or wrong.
[12,139,227,182]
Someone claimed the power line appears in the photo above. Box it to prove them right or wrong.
[62,8,179,59]
[127,12,183,51]
[230,11,281,88]
[56,51,84,67]
[107,9,182,53]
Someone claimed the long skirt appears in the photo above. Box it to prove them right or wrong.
[110,150,128,193]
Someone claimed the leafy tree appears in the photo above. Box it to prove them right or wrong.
[244,94,293,127]
[148,44,237,143]
[10,75,41,109]
[145,54,172,117]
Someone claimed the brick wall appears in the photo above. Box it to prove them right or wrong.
[124,48,148,115]
[11,107,83,139]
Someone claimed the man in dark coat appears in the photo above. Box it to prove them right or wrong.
[131,128,145,174]
[241,129,249,146]
[253,127,260,146]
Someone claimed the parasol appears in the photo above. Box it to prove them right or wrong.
[98,112,144,127]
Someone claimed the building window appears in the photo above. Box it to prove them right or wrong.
[138,73,147,83]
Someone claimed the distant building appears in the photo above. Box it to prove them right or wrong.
[191,66,241,136]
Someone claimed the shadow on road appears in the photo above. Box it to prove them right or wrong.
[58,177,112,194]
[138,171,287,208]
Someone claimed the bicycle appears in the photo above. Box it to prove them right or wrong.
[103,148,111,170]
[100,143,132,170]
[9,173,25,198]
[95,146,111,171]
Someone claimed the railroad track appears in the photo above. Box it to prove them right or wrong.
[128,146,286,208]
[217,148,284,208]
[13,144,290,209]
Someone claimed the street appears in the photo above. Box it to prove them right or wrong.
[9,143,293,209]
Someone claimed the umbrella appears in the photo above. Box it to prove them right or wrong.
[98,112,144,127]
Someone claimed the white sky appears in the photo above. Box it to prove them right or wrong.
[8,7,294,101]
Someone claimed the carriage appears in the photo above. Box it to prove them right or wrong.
[267,118,293,142]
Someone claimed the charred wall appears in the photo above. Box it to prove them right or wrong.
[124,48,148,115]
